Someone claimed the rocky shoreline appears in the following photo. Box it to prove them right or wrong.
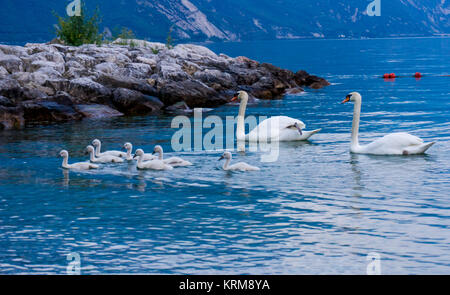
[0,39,329,130]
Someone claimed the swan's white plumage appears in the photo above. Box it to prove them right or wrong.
[60,150,99,170]
[134,149,173,170]
[92,139,127,158]
[344,92,435,155]
[234,91,320,142]
[86,145,124,163]
[153,145,192,167]
[219,152,260,171]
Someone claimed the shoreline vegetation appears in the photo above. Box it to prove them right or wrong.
[0,3,329,130]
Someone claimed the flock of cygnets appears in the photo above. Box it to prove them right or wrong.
[60,90,436,172]
[60,139,260,172]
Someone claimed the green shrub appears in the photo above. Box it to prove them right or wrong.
[166,26,174,49]
[53,1,102,46]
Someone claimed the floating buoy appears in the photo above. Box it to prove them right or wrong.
[389,73,396,78]
[383,73,390,79]
[414,72,422,78]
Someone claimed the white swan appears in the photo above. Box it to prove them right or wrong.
[219,152,260,171]
[60,150,99,170]
[134,149,173,170]
[123,142,134,161]
[232,91,321,142]
[152,145,193,167]
[123,142,158,161]
[342,92,435,155]
[86,145,125,163]
[92,139,127,158]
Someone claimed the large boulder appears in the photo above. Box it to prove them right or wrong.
[96,73,156,95]
[157,79,225,107]
[294,70,330,89]
[21,100,83,122]
[112,88,163,115]
[0,54,23,73]
[68,77,112,103]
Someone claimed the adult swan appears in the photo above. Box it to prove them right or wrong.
[232,91,321,142]
[342,92,435,155]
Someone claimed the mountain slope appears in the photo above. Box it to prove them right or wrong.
[0,0,448,44]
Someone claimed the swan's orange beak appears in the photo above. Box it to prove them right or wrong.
[341,97,350,104]
[231,96,238,102]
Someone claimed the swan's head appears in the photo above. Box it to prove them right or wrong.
[231,90,248,103]
[342,92,362,104]
[59,150,68,158]
[152,145,163,155]
[219,151,232,161]
[123,142,132,151]
[134,149,144,159]
[92,139,101,147]
[86,145,95,154]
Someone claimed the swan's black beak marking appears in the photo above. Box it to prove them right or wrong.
[133,154,137,159]
[341,94,351,104]
[152,151,156,155]
[219,155,224,161]
[294,123,303,135]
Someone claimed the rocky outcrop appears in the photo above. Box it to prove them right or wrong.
[0,39,329,129]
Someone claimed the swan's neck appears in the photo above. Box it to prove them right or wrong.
[126,147,132,158]
[95,143,101,156]
[137,155,144,164]
[157,150,163,160]
[236,99,247,141]
[223,158,231,170]
[62,156,69,168]
[351,98,361,148]
[89,151,96,161]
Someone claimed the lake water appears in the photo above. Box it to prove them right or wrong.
[0,37,449,274]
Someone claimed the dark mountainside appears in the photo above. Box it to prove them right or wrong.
[0,0,449,44]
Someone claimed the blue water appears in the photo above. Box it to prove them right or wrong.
[1,37,449,274]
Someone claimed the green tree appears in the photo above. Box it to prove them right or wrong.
[54,1,102,46]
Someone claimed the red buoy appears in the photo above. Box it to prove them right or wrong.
[414,72,422,78]
[383,73,390,79]
[389,73,396,78]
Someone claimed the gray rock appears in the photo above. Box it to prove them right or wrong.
[97,74,156,95]
[0,54,23,73]
[75,104,123,119]
[112,88,162,115]
[0,66,9,78]
[21,100,83,122]
[68,77,112,103]
[0,40,329,127]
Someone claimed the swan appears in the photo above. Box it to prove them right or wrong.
[60,150,99,170]
[92,139,127,158]
[86,145,125,163]
[232,91,321,142]
[123,142,158,161]
[152,145,193,167]
[123,142,134,161]
[219,152,260,171]
[342,92,435,155]
[134,149,173,170]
